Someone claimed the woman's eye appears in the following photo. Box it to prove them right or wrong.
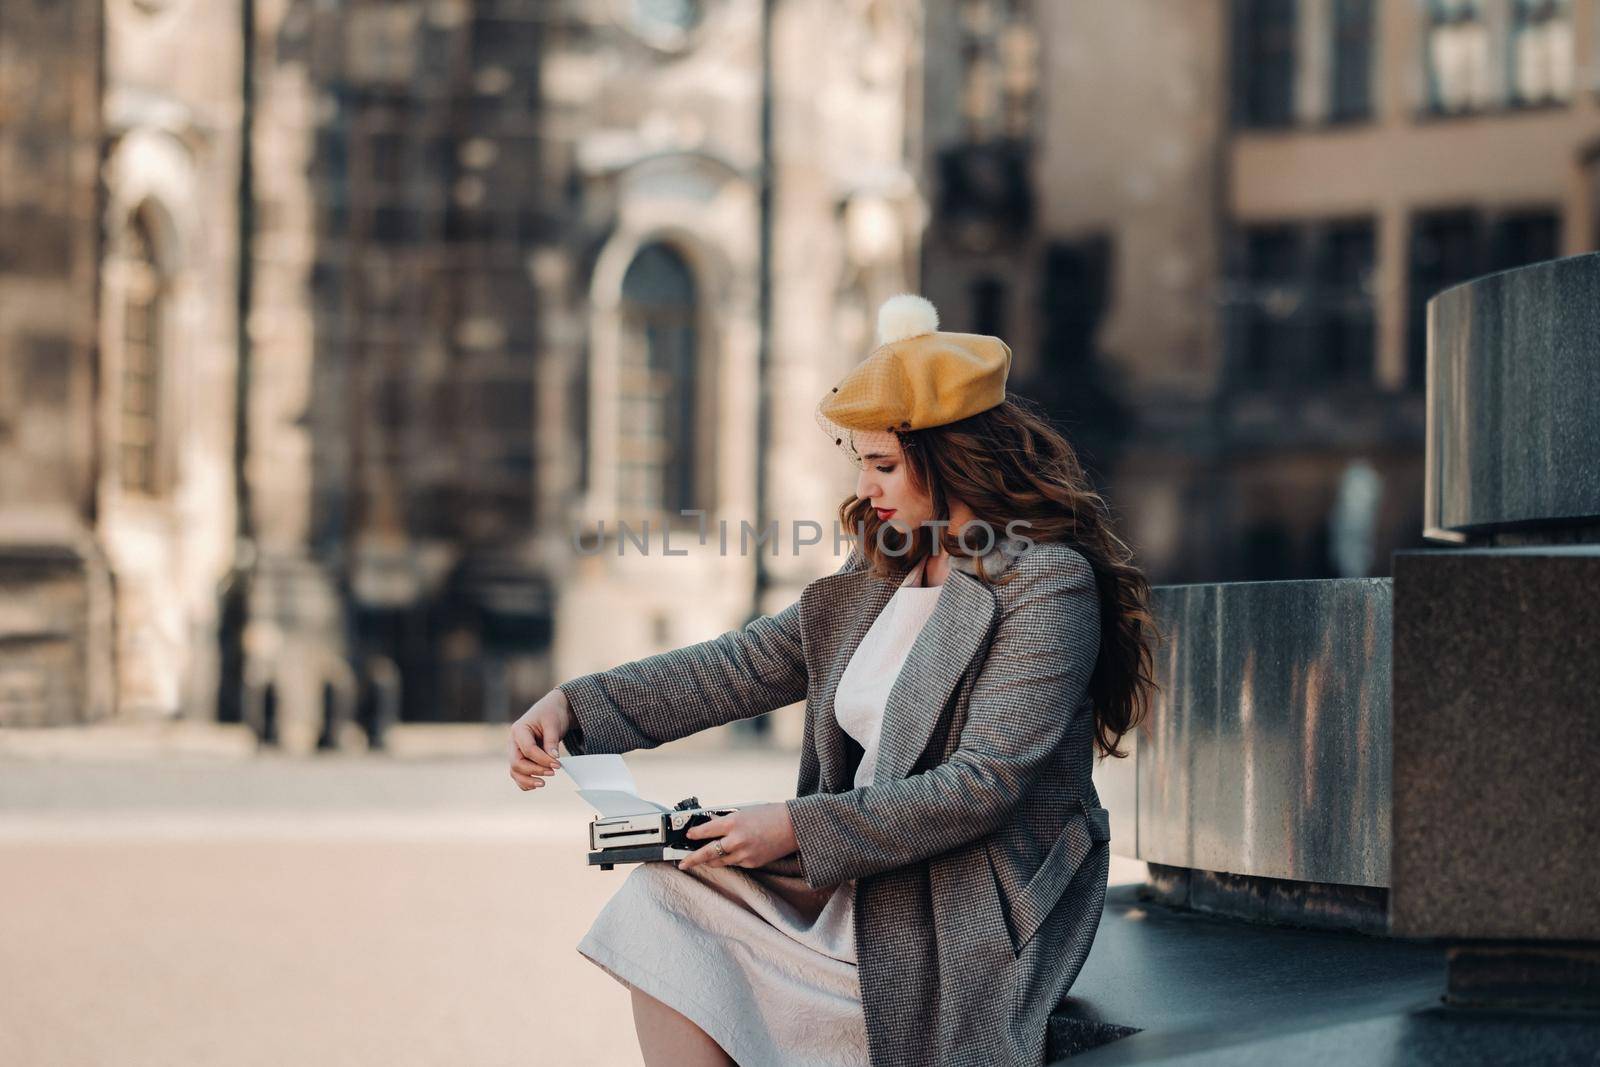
[875,465,895,474]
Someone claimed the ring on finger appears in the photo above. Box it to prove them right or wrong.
[712,840,726,857]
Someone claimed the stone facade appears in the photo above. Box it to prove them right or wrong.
[540,0,923,747]
[100,0,246,724]
[235,0,561,750]
[0,1,113,727]
[0,0,920,742]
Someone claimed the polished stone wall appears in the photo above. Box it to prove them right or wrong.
[1426,251,1600,541]
[1098,577,1393,889]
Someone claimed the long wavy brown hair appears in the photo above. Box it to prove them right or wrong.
[836,395,1160,759]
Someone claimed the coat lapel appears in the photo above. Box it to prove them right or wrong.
[800,536,1028,790]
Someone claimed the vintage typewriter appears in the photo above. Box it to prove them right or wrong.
[587,795,744,870]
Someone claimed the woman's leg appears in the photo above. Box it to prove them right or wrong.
[629,985,737,1067]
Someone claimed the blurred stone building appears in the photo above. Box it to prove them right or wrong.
[0,3,114,726]
[920,0,1226,579]
[238,0,563,750]
[0,0,921,741]
[922,0,1600,583]
[541,0,924,737]
[0,1,244,729]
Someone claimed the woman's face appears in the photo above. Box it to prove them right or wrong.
[852,430,934,530]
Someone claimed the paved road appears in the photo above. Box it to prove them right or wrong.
[0,748,1144,1066]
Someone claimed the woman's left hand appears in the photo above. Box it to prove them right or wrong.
[679,802,798,872]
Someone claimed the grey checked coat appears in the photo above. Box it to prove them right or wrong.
[558,534,1113,1067]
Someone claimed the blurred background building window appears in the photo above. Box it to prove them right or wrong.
[1037,237,1112,380]
[1231,219,1376,391]
[119,204,168,497]
[997,7,1040,140]
[1329,0,1376,122]
[1238,224,1303,388]
[1233,0,1299,129]
[1508,0,1574,107]
[1020,234,1129,486]
[970,275,1007,338]
[1425,0,1493,114]
[617,243,700,516]
[1314,220,1378,383]
[940,0,1038,254]
[1405,206,1560,387]
[960,2,999,139]
[959,0,1038,144]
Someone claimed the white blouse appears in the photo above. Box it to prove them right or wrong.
[833,555,946,789]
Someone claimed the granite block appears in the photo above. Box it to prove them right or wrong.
[1391,547,1600,939]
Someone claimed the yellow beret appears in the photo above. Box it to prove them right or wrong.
[816,294,1011,465]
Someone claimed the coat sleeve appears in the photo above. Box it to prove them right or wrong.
[782,546,1100,889]
[557,548,869,755]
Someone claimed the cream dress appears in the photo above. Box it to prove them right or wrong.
[576,556,946,1067]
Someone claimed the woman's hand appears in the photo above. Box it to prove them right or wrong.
[508,688,572,791]
[678,803,799,872]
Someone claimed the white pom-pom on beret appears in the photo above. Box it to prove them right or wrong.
[876,293,940,345]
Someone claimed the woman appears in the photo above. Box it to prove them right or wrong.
[509,294,1157,1067]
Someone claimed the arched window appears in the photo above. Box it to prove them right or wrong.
[617,243,699,514]
[119,205,167,495]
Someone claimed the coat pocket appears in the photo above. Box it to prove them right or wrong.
[989,801,1112,956]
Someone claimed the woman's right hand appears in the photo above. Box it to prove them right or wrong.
[508,688,572,791]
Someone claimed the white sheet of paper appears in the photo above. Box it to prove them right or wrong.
[576,788,673,817]
[560,754,671,816]
[558,753,638,793]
